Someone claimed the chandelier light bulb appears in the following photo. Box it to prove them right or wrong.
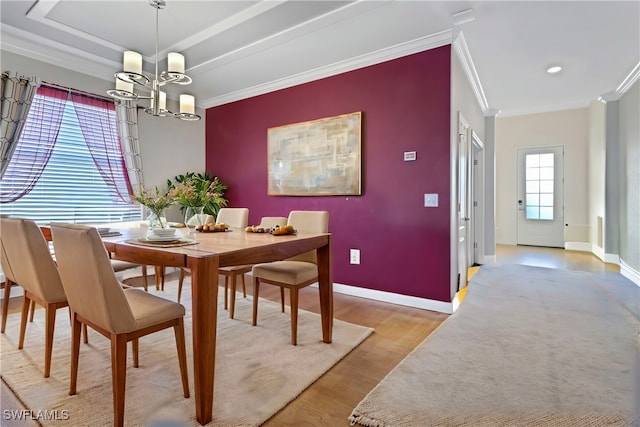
[168,53,185,74]
[180,94,195,115]
[123,51,142,74]
[115,78,134,94]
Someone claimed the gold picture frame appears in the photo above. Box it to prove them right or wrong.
[267,111,362,196]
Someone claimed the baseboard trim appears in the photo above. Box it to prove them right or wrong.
[604,253,621,264]
[620,260,640,286]
[479,255,496,264]
[564,242,592,252]
[311,282,453,314]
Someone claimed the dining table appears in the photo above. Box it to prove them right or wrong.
[98,226,333,425]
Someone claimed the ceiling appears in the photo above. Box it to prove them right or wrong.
[1,1,638,117]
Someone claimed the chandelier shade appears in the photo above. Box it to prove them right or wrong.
[107,0,200,121]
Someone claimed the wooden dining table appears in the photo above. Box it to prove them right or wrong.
[100,226,333,425]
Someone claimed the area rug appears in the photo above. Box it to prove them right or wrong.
[349,264,639,427]
[1,279,373,426]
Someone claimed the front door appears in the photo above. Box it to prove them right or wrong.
[516,146,564,247]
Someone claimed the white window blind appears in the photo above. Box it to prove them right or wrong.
[0,93,141,225]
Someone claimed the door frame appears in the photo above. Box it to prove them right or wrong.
[470,131,485,265]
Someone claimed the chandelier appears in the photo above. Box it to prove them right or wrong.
[107,0,200,121]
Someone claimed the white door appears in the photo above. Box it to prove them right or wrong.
[457,113,470,290]
[517,146,564,247]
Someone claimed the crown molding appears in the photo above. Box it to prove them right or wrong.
[615,62,640,96]
[1,25,117,81]
[452,31,489,114]
[201,29,453,108]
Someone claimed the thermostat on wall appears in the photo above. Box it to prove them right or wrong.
[404,151,417,161]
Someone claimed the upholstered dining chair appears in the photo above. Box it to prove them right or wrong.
[1,233,18,334]
[0,217,69,377]
[251,210,329,345]
[177,208,250,308]
[225,216,288,319]
[50,223,190,427]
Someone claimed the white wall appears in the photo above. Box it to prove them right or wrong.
[495,108,590,245]
[617,80,640,276]
[451,42,487,299]
[588,100,607,257]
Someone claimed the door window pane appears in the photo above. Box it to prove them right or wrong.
[525,153,554,220]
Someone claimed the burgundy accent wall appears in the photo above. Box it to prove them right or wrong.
[206,46,452,302]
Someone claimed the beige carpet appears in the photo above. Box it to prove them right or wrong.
[349,264,640,427]
[1,278,373,426]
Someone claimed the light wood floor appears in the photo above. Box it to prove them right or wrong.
[1,245,616,426]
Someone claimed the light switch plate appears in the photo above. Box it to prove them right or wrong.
[403,151,417,161]
[424,193,438,207]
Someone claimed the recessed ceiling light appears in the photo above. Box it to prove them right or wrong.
[547,66,562,74]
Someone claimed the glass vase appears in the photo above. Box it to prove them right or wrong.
[184,206,206,233]
[148,209,168,230]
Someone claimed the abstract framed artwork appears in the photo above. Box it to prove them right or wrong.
[267,111,362,196]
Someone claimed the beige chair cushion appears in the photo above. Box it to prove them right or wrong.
[123,288,185,330]
[252,210,329,278]
[0,217,66,303]
[216,208,249,228]
[51,223,185,335]
[252,261,318,285]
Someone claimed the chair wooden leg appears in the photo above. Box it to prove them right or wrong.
[224,276,229,311]
[111,333,128,427]
[161,266,166,291]
[178,268,185,303]
[229,275,236,318]
[154,266,162,291]
[83,324,89,344]
[69,313,81,395]
[44,303,57,377]
[1,279,12,333]
[280,287,285,313]
[290,288,299,346]
[141,266,148,292]
[174,318,190,398]
[29,300,36,322]
[241,273,247,298]
[132,338,139,368]
[252,277,260,326]
[18,295,30,349]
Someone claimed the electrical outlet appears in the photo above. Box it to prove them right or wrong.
[350,249,360,264]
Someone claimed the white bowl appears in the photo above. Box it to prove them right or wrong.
[151,228,176,237]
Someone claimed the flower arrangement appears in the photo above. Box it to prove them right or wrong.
[130,186,175,228]
[167,172,228,217]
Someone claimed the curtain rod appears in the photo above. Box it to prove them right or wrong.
[42,81,114,103]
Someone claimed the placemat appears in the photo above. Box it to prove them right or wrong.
[125,238,198,248]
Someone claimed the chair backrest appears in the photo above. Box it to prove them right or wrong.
[287,211,329,264]
[259,216,288,229]
[51,223,136,334]
[216,208,249,228]
[0,217,66,303]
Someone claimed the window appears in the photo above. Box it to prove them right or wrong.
[0,86,141,225]
[525,153,554,220]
